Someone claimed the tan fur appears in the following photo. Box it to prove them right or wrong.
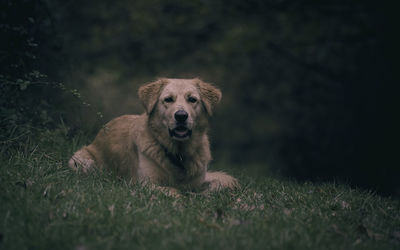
[69,78,238,194]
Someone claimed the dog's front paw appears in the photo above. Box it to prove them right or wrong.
[204,171,239,191]
[68,149,95,173]
[151,185,182,198]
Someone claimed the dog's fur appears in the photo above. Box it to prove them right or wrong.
[69,78,237,194]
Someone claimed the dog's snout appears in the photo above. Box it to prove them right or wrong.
[174,110,188,123]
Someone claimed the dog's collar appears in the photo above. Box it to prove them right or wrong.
[164,148,185,170]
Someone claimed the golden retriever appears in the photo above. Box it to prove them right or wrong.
[69,78,238,195]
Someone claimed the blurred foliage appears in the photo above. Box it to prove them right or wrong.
[0,0,55,150]
[1,0,398,195]
[0,0,101,151]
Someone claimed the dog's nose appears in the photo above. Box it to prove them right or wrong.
[174,110,188,122]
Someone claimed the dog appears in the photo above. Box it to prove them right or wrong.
[69,78,238,195]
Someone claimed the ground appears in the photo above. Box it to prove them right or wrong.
[0,131,399,250]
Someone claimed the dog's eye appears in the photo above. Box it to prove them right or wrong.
[164,97,174,103]
[188,97,197,103]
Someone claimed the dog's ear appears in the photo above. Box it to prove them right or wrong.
[195,79,222,116]
[138,79,167,114]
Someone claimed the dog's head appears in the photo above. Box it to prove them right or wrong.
[138,78,221,141]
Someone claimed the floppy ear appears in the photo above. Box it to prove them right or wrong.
[195,79,222,116]
[138,79,167,114]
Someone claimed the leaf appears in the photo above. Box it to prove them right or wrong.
[357,224,385,240]
[25,179,34,187]
[43,185,51,197]
[15,181,27,189]
[108,204,115,217]
[341,201,350,209]
[283,208,294,216]
[198,218,222,230]
[19,81,30,91]
[352,238,362,246]
[55,190,66,200]
[331,224,346,237]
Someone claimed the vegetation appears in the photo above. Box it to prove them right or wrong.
[0,0,102,153]
[1,0,399,194]
[1,134,399,250]
[1,1,399,249]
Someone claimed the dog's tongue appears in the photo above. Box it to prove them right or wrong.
[174,128,188,136]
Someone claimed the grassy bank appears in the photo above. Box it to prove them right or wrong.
[0,132,399,250]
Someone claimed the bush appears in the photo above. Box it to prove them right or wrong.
[0,0,102,151]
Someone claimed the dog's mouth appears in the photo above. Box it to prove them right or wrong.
[169,125,192,140]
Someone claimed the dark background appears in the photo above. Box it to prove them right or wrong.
[1,0,399,195]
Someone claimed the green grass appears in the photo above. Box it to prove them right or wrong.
[1,132,399,250]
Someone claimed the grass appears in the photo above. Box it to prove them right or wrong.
[0,131,399,250]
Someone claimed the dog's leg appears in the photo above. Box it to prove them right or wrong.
[68,147,96,173]
[205,171,239,191]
